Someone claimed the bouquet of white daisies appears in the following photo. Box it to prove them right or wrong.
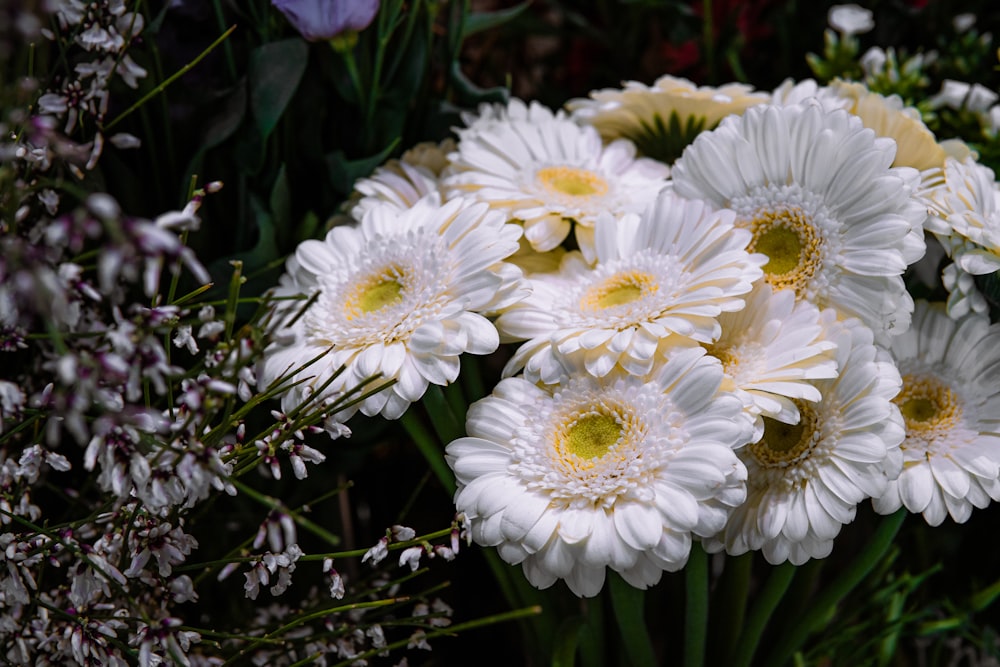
[261,56,1000,613]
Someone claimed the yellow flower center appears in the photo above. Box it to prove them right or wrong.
[344,269,405,320]
[581,271,657,311]
[750,401,818,465]
[706,344,737,373]
[563,413,622,459]
[536,166,609,198]
[894,374,962,437]
[744,206,822,297]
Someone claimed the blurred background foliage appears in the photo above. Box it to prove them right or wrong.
[8,0,1000,663]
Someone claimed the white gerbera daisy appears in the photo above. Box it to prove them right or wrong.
[705,318,904,565]
[923,156,1000,318]
[443,99,669,258]
[567,75,768,164]
[259,195,525,423]
[873,302,1000,525]
[672,103,926,340]
[446,347,751,597]
[497,190,764,383]
[771,79,954,172]
[351,139,456,219]
[708,283,838,432]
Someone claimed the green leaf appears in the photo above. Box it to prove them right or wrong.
[463,1,531,39]
[203,80,247,151]
[325,139,400,196]
[269,164,292,247]
[248,38,309,139]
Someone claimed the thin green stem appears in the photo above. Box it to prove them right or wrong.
[731,562,796,667]
[702,0,716,84]
[177,528,454,573]
[762,510,907,666]
[328,605,542,667]
[212,0,238,81]
[684,545,709,667]
[231,479,342,548]
[221,598,406,666]
[105,25,238,131]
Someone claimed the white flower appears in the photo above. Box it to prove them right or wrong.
[497,190,763,383]
[873,302,1000,525]
[828,4,874,36]
[953,13,977,33]
[351,140,455,219]
[447,347,751,597]
[399,546,424,572]
[708,283,838,433]
[444,99,669,258]
[258,195,525,421]
[941,262,988,319]
[930,80,999,113]
[362,537,389,566]
[705,318,904,565]
[926,157,1000,273]
[672,103,926,340]
[771,80,949,172]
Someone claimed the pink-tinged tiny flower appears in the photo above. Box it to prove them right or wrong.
[272,0,380,41]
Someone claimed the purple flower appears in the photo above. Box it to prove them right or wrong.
[272,0,380,41]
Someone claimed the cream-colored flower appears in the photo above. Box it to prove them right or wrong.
[447,347,751,597]
[772,79,950,172]
[497,190,763,384]
[705,318,904,565]
[351,139,457,219]
[873,302,1000,525]
[259,195,525,424]
[830,81,947,172]
[672,103,926,340]
[708,283,838,435]
[444,99,669,258]
[567,75,768,164]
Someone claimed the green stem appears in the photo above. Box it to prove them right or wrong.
[731,562,796,667]
[399,409,456,495]
[762,510,907,666]
[702,0,716,84]
[232,479,342,549]
[221,598,405,666]
[105,25,238,131]
[713,552,752,664]
[579,594,606,667]
[328,605,542,667]
[684,545,709,667]
[609,572,656,666]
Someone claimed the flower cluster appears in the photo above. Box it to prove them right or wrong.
[261,11,1000,598]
